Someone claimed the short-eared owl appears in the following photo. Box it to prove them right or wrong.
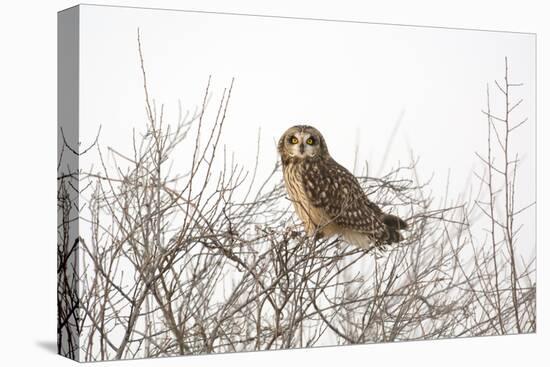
[278,125,407,250]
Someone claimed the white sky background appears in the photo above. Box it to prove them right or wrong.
[79,4,536,251]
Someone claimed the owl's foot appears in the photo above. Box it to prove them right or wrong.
[312,231,325,243]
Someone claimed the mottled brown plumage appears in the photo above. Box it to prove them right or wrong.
[278,125,407,250]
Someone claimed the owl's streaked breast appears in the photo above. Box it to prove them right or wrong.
[283,161,334,236]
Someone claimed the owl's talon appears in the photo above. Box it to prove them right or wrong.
[313,231,324,243]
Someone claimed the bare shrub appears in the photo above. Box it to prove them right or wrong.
[57,36,535,361]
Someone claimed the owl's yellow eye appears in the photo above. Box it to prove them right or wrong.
[290,136,299,144]
[306,138,314,145]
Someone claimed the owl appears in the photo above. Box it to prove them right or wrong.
[278,125,407,250]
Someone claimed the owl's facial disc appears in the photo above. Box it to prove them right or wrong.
[285,131,319,159]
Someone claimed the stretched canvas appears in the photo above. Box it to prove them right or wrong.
[57,4,536,362]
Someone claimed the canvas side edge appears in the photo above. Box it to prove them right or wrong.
[57,5,81,362]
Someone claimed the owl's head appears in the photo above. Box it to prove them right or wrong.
[278,125,329,164]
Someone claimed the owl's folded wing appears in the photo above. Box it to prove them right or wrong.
[301,158,387,236]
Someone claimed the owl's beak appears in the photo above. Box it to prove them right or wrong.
[299,143,305,154]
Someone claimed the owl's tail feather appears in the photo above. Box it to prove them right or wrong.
[382,214,408,243]
[382,214,408,230]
